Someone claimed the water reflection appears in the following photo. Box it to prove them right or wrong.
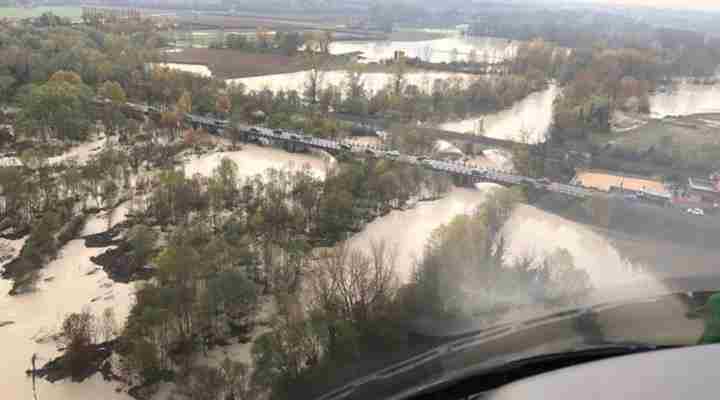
[227,70,477,95]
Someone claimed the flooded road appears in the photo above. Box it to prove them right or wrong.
[330,36,518,64]
[439,84,558,143]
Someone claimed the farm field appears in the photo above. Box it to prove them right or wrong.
[163,48,314,79]
[0,6,82,19]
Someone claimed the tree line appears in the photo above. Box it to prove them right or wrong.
[111,155,453,396]
[97,159,591,400]
[210,28,333,59]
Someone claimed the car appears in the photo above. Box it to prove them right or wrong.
[471,169,485,176]
[340,143,352,151]
[249,127,259,133]
[273,129,283,135]
[538,177,551,184]
[385,150,400,159]
[289,133,302,140]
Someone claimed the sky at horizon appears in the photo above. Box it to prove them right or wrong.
[590,0,720,11]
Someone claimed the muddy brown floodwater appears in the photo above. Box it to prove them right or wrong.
[0,237,134,400]
[439,84,558,144]
[0,141,671,400]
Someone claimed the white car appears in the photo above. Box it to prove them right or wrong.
[686,208,705,216]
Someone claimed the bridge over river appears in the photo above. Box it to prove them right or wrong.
[118,101,591,199]
[237,124,592,199]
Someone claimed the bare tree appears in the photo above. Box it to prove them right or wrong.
[176,365,225,400]
[219,357,255,400]
[391,59,407,97]
[60,308,98,378]
[310,241,399,324]
[304,52,325,105]
[100,307,118,342]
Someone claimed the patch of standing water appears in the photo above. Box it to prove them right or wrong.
[152,299,278,400]
[0,237,134,400]
[0,134,108,167]
[82,201,132,237]
[439,84,558,144]
[182,143,333,181]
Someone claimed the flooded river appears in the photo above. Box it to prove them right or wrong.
[227,70,477,95]
[0,236,134,400]
[330,36,518,64]
[0,142,664,400]
[439,84,558,143]
[347,182,650,290]
[650,81,720,118]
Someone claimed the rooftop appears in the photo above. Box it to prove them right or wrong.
[688,177,720,193]
[575,170,669,196]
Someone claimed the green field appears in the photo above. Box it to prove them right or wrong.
[0,6,82,19]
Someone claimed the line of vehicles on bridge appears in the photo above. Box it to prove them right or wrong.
[89,101,594,199]
[246,126,593,198]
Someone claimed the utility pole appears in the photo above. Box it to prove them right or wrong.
[31,353,39,400]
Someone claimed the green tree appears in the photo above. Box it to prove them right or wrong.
[251,316,322,398]
[699,293,720,344]
[17,78,92,141]
[98,80,127,103]
[128,225,158,269]
[207,270,259,332]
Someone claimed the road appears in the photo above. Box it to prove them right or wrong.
[117,101,592,198]
[240,124,593,199]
